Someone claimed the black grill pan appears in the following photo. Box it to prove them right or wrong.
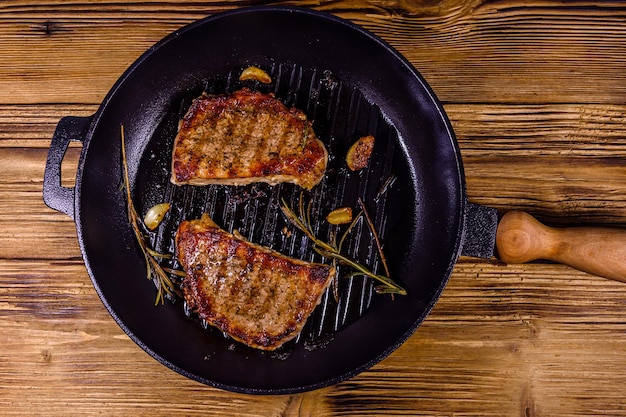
[43,6,485,394]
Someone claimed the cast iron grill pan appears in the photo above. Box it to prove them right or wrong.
[45,7,466,394]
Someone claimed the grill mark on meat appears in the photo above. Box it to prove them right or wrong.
[176,213,335,351]
[249,109,275,175]
[171,88,328,190]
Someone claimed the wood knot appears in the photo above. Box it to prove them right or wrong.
[33,20,61,37]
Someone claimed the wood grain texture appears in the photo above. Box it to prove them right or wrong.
[1,0,626,416]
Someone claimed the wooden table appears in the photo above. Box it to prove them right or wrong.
[2,1,626,415]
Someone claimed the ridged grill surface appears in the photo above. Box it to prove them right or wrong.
[134,63,405,350]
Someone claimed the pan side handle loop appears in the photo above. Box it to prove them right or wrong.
[43,116,92,220]
[461,202,498,259]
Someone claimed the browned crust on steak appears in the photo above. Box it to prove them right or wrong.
[175,214,335,351]
[171,88,328,190]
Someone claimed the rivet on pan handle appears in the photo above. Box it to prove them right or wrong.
[43,115,92,220]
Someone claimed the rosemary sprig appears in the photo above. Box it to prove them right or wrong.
[358,197,390,277]
[280,194,406,296]
[120,125,182,305]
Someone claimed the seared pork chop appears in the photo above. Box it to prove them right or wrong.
[176,214,335,351]
[171,88,328,190]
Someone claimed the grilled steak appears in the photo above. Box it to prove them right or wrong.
[171,88,328,190]
[176,214,335,351]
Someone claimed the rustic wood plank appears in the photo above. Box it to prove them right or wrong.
[359,1,626,104]
[465,155,626,224]
[0,104,95,147]
[0,146,83,259]
[452,103,626,156]
[454,103,626,224]
[0,1,623,104]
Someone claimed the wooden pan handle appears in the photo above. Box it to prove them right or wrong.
[495,211,626,282]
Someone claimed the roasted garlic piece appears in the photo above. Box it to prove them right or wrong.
[326,207,353,225]
[346,135,375,171]
[239,66,272,84]
[143,203,170,230]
